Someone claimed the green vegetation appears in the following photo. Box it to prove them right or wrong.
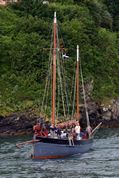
[0,0,119,115]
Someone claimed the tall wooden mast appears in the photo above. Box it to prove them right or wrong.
[76,45,80,120]
[51,12,57,127]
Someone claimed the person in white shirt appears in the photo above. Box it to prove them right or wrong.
[61,130,67,139]
[75,122,81,140]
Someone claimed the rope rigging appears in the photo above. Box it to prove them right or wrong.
[71,68,76,118]
[41,30,53,113]
[56,28,66,118]
[40,18,91,124]
[80,58,90,127]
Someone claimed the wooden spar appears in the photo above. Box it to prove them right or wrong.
[89,122,102,138]
[51,12,57,127]
[16,140,39,148]
[76,45,80,120]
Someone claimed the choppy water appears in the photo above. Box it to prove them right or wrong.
[0,129,119,178]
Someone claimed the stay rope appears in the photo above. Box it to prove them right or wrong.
[80,59,90,127]
[71,71,76,118]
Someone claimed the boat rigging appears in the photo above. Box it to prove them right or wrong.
[16,12,102,159]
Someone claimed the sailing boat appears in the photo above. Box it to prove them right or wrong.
[31,12,100,160]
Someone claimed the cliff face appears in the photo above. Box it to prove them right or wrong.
[0,113,35,136]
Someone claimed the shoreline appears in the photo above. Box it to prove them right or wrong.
[0,112,119,137]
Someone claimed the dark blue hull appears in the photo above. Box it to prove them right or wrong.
[32,137,93,159]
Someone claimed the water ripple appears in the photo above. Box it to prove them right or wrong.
[0,129,119,178]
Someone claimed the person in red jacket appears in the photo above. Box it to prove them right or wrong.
[33,122,42,136]
[33,121,49,137]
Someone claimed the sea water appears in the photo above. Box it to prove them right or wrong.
[0,129,119,178]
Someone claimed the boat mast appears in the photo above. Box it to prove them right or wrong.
[76,45,80,120]
[51,12,57,127]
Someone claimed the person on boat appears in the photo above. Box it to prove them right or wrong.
[55,127,61,138]
[74,121,82,140]
[60,130,68,139]
[71,128,77,140]
[86,125,92,138]
[40,124,49,137]
[79,128,88,140]
[33,121,42,136]
[49,125,58,138]
[33,119,49,137]
[68,131,74,146]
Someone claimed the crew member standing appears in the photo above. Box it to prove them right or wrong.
[75,122,81,140]
[86,125,92,138]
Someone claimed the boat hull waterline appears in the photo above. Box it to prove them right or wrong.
[32,137,93,159]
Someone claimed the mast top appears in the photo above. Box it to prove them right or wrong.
[77,45,79,61]
[54,12,57,23]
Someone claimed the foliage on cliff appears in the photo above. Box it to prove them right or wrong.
[0,0,119,115]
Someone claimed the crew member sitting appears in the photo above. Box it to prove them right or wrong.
[33,121,42,136]
[33,121,49,137]
[41,124,49,137]
[60,130,67,139]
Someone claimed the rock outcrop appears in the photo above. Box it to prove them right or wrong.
[0,113,37,136]
[0,97,119,137]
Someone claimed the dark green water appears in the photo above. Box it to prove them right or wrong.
[0,129,119,178]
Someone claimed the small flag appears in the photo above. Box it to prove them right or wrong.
[62,53,69,59]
